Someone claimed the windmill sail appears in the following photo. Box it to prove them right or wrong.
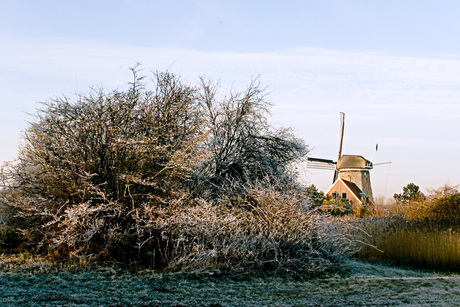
[306,157,336,170]
[333,112,345,183]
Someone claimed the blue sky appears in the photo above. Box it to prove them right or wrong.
[2,0,460,198]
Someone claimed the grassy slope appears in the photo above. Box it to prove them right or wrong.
[1,256,459,306]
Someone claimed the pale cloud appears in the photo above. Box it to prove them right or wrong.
[1,38,459,197]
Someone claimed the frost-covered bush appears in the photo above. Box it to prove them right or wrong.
[155,185,352,275]
[1,67,207,260]
[0,66,352,275]
[195,77,307,199]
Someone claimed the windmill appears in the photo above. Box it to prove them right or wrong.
[307,112,389,205]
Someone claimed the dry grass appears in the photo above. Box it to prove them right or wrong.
[0,252,55,273]
[347,185,460,270]
[350,217,460,270]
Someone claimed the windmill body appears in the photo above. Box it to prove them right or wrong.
[307,113,378,213]
[336,155,374,202]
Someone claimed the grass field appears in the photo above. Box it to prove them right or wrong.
[1,255,459,306]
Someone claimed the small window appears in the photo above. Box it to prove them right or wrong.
[342,193,347,200]
[332,192,339,198]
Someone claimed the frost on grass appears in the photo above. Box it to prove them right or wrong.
[0,258,459,306]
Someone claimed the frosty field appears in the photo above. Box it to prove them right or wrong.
[1,257,459,306]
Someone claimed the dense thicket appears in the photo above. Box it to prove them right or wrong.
[1,68,208,261]
[0,67,350,274]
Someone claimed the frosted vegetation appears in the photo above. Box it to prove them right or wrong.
[0,65,351,275]
[1,66,459,305]
[1,254,459,306]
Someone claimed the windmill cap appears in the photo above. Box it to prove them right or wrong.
[337,155,373,170]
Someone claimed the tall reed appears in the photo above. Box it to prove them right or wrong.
[350,217,460,270]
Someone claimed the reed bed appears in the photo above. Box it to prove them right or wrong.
[349,217,460,270]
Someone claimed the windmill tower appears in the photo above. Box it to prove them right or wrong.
[307,113,376,205]
[336,154,374,202]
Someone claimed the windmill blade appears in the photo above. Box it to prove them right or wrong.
[307,157,337,170]
[373,161,392,166]
[307,164,336,170]
[337,112,345,160]
[333,112,345,183]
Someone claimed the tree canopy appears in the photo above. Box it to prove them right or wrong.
[394,183,426,204]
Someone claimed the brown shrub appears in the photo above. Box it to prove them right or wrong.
[370,184,460,221]
[429,193,460,221]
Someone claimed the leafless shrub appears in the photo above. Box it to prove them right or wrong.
[0,65,207,260]
[195,77,307,200]
[0,66,351,276]
[426,185,460,222]
[140,183,353,275]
